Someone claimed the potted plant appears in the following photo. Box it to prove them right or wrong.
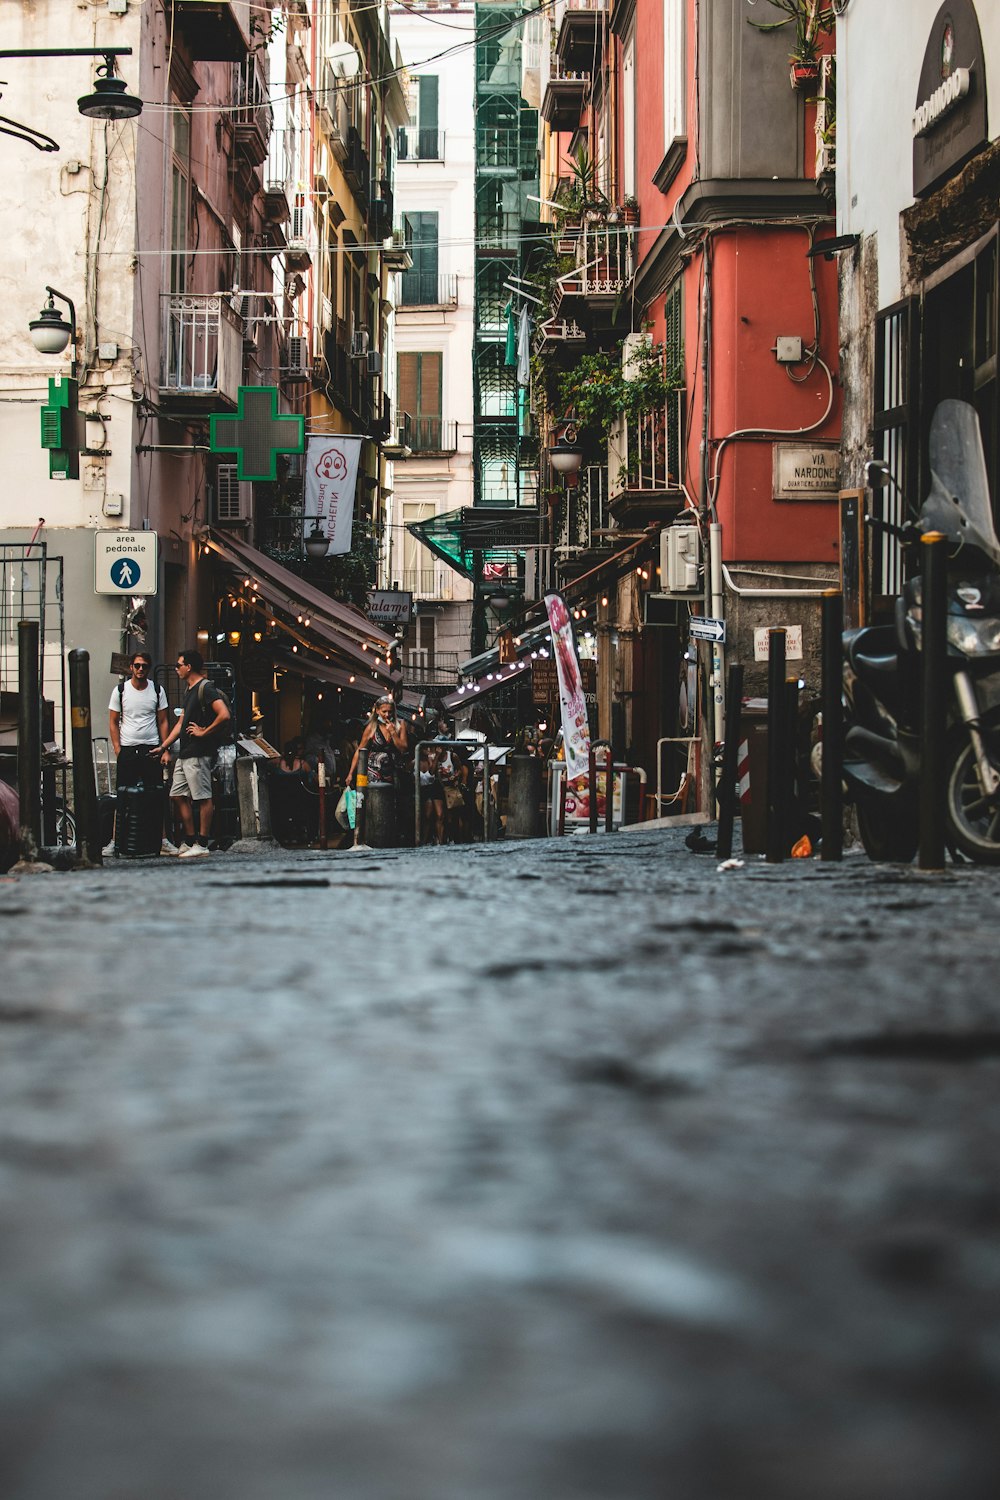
[746,0,837,88]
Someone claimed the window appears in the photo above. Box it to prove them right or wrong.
[622,28,636,199]
[400,211,439,305]
[663,0,686,155]
[399,75,441,160]
[169,105,191,294]
[398,351,443,451]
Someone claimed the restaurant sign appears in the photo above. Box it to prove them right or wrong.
[773,442,839,500]
[913,0,987,197]
[366,589,413,627]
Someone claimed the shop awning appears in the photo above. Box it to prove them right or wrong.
[204,528,395,680]
[273,650,424,712]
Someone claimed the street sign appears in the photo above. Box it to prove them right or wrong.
[210,386,305,481]
[95,531,158,595]
[690,616,726,644]
[367,589,413,627]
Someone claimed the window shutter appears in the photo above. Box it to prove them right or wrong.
[418,76,439,157]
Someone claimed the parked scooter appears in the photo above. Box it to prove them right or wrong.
[843,399,1000,863]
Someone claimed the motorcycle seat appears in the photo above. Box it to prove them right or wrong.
[844,625,899,679]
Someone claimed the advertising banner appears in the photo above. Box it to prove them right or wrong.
[304,434,363,554]
[544,591,591,780]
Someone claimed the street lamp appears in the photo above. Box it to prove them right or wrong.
[303,520,330,559]
[548,421,584,480]
[29,287,77,372]
[0,46,141,149]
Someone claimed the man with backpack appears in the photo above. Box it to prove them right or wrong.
[106,651,176,858]
[159,649,231,859]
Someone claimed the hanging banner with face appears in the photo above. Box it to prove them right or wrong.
[545,591,591,780]
[305,435,364,554]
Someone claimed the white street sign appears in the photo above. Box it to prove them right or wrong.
[754,625,803,661]
[95,531,158,595]
[690,616,726,644]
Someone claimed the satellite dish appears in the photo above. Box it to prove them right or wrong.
[327,41,361,79]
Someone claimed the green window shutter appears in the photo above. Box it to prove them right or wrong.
[418,76,439,158]
[401,212,439,305]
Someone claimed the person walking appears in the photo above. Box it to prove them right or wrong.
[105,651,176,857]
[158,649,231,859]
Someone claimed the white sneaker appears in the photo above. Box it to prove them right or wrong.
[161,838,180,855]
[176,842,192,856]
[102,841,117,858]
[179,842,209,858]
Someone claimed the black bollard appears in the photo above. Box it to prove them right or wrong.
[68,649,101,866]
[365,783,397,848]
[716,664,744,861]
[766,629,787,863]
[820,590,844,861]
[17,621,42,858]
[919,532,948,871]
[506,752,544,838]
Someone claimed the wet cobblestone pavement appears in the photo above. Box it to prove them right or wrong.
[2,829,999,1499]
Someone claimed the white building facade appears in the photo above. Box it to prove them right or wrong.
[387,1,476,701]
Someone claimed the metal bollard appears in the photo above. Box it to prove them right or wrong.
[317,761,327,849]
[820,590,843,861]
[68,649,101,866]
[766,629,787,863]
[17,621,42,858]
[355,746,368,846]
[716,664,744,861]
[506,752,544,838]
[919,532,948,871]
[588,740,614,834]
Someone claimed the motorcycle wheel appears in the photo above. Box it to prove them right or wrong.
[856,797,918,862]
[945,732,1000,865]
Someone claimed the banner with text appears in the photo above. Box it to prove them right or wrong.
[304,435,363,554]
[545,591,591,780]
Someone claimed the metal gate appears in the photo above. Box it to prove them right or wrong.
[0,543,67,750]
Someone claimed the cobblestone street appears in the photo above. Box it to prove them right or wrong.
[2,830,999,1499]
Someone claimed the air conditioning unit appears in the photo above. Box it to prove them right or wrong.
[283,335,310,376]
[288,205,309,247]
[350,329,370,358]
[660,524,701,593]
[366,349,383,377]
[215,463,252,525]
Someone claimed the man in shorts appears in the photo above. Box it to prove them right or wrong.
[158,649,231,859]
[105,651,176,857]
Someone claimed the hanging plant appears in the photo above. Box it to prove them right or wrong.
[746,0,837,81]
[554,336,682,445]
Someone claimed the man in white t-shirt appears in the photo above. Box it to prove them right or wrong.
[106,652,174,855]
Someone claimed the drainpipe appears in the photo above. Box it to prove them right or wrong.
[710,521,725,747]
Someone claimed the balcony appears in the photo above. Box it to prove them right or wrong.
[170,1,252,61]
[232,59,272,167]
[608,388,686,524]
[344,125,370,205]
[407,418,459,456]
[369,180,394,243]
[556,0,608,73]
[540,63,588,133]
[383,411,412,457]
[263,127,293,224]
[398,272,458,309]
[159,294,243,409]
[552,216,634,330]
[383,230,414,273]
[402,650,463,692]
[397,125,445,162]
[286,204,315,270]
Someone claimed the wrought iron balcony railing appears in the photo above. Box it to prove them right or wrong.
[397,125,445,162]
[608,387,685,499]
[159,294,243,406]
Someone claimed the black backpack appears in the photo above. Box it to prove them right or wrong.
[195,677,235,745]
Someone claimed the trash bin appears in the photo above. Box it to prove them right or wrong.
[738,701,769,855]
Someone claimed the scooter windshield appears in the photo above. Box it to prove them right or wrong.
[918,399,1000,565]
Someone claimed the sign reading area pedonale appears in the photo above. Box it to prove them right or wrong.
[95,531,158,595]
[773,442,839,501]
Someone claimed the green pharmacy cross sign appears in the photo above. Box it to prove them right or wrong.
[209,386,305,481]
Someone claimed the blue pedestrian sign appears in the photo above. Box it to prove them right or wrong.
[95,531,158,595]
[110,557,140,590]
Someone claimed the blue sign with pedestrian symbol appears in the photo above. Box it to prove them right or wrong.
[110,558,140,590]
[95,532,159,596]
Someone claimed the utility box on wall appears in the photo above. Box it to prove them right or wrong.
[660,524,701,593]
